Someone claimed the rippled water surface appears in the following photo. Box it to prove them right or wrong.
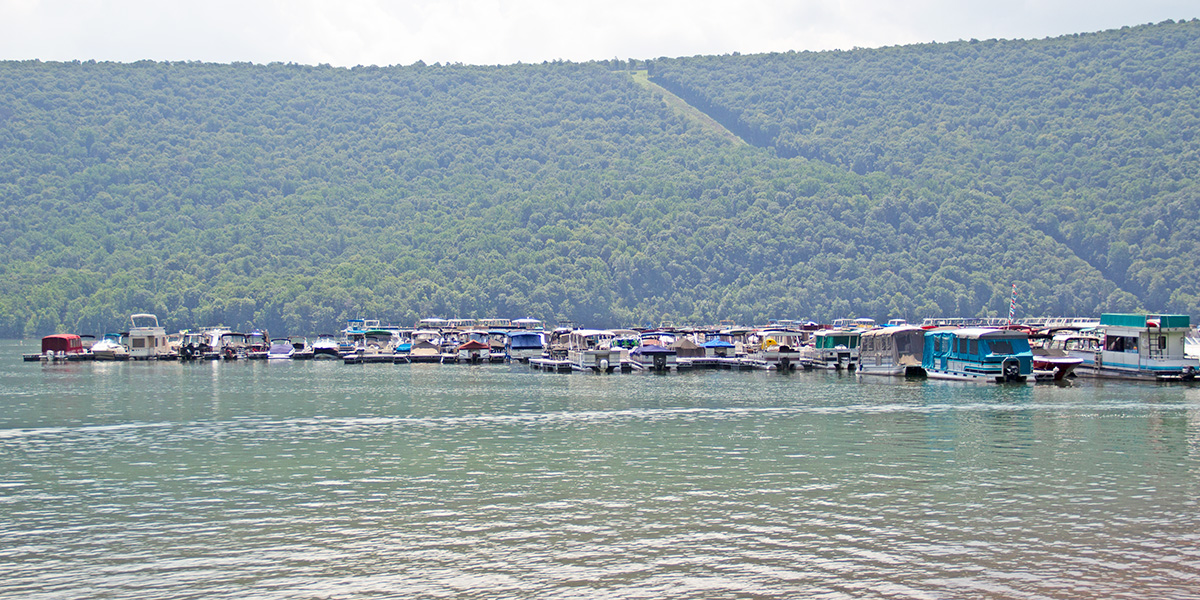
[3,339,1200,599]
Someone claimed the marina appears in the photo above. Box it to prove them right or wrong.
[3,338,1200,599]
[22,312,1200,385]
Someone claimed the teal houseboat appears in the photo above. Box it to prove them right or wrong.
[1067,314,1198,381]
[922,328,1032,383]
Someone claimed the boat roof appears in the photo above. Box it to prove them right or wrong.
[861,325,925,337]
[936,327,1028,339]
[572,329,614,337]
[507,330,542,337]
[703,339,735,348]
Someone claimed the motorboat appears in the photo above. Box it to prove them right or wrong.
[312,334,341,359]
[90,333,130,361]
[505,330,545,362]
[289,337,314,360]
[630,343,677,372]
[267,338,295,359]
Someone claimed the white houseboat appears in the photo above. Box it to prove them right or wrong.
[1067,313,1198,381]
[128,313,171,360]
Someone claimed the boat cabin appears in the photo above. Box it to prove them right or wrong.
[858,325,926,377]
[922,328,1032,383]
[802,329,862,370]
[1070,313,1198,381]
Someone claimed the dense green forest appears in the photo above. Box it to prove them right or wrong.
[2,21,1194,337]
[650,19,1200,319]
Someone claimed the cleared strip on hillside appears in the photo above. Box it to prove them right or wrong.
[628,70,746,146]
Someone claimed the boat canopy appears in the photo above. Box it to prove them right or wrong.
[42,334,84,354]
[1100,313,1190,329]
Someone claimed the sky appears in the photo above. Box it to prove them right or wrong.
[0,0,1195,67]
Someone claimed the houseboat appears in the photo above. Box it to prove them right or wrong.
[801,328,861,371]
[857,325,926,377]
[1067,313,1198,381]
[922,328,1032,383]
[128,314,171,360]
[567,329,621,373]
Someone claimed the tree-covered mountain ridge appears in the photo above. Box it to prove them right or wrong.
[0,21,1193,337]
[650,19,1200,317]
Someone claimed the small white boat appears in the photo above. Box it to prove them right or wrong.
[90,334,130,361]
[312,334,341,359]
[267,338,295,359]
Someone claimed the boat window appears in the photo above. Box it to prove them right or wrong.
[989,340,1013,355]
[933,337,942,353]
[1160,336,1168,350]
[895,336,907,353]
[863,337,874,352]
[969,339,978,355]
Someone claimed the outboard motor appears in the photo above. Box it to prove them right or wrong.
[654,354,667,371]
[1003,359,1021,382]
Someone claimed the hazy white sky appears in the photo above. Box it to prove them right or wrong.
[0,0,1195,66]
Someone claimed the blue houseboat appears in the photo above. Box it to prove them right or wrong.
[922,328,1032,383]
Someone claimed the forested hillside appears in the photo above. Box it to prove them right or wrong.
[651,19,1200,318]
[1,21,1183,336]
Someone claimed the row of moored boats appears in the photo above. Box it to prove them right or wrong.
[23,313,1200,383]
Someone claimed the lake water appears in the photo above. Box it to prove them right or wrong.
[3,339,1200,599]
